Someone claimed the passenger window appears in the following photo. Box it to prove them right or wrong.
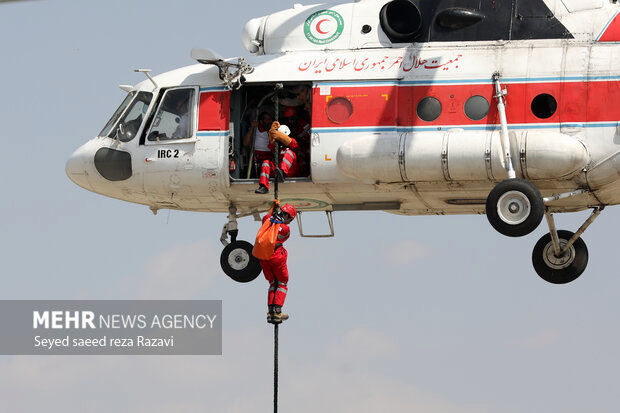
[531,93,557,119]
[326,97,354,124]
[464,95,490,121]
[147,88,196,141]
[417,96,442,122]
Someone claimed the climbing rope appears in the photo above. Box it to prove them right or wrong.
[273,83,283,202]
[272,82,284,413]
[273,323,279,412]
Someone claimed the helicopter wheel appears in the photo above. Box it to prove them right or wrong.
[220,240,262,283]
[486,179,544,237]
[532,230,588,284]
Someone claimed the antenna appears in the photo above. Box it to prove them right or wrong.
[134,69,158,89]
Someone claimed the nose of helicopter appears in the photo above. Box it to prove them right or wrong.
[65,143,93,191]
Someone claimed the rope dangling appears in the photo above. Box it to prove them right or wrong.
[273,323,279,413]
[273,83,283,203]
[271,83,285,413]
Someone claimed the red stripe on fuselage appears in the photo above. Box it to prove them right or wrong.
[311,81,620,128]
[599,13,620,42]
[198,91,230,131]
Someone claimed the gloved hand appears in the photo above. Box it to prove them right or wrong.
[267,199,280,215]
[269,121,280,145]
[272,209,285,222]
[269,122,292,146]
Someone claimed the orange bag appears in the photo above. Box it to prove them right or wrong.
[252,218,281,260]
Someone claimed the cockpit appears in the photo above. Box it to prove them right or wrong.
[99,91,153,142]
[68,57,316,202]
[146,88,195,142]
[97,86,199,144]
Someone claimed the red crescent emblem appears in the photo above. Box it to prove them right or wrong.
[315,19,330,35]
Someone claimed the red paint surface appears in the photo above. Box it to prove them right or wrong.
[311,81,620,128]
[198,91,230,131]
[599,13,620,42]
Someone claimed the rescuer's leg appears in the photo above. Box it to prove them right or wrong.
[277,149,296,181]
[271,249,289,321]
[255,160,273,194]
[262,260,276,306]
[261,259,277,317]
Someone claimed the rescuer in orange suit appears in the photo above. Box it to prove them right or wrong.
[261,201,297,322]
[255,121,300,194]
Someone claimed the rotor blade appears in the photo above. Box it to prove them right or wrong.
[190,48,224,64]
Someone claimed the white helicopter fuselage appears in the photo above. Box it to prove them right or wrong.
[66,0,620,218]
[66,0,620,284]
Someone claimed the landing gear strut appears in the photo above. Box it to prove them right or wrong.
[484,72,599,283]
[486,74,546,238]
[486,178,604,283]
[532,207,603,284]
[219,205,262,283]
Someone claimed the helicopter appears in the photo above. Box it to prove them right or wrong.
[66,0,620,285]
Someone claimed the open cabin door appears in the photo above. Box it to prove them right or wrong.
[228,83,313,183]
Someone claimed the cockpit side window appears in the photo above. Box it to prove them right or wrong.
[147,88,196,142]
[108,92,153,142]
[99,92,135,137]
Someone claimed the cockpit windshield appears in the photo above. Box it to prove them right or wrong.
[99,91,153,142]
[108,92,153,142]
[99,92,135,137]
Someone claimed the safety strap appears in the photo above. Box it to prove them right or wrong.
[270,216,284,224]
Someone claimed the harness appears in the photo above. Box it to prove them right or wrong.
[270,216,285,224]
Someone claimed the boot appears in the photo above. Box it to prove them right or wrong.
[267,305,277,322]
[271,305,289,321]
[255,184,269,194]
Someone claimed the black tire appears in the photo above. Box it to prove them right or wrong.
[532,230,588,284]
[220,240,262,283]
[486,178,544,237]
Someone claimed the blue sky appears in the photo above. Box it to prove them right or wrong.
[1,1,619,412]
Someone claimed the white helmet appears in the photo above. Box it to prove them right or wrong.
[278,124,291,136]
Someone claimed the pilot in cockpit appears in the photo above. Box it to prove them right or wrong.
[145,88,194,142]
[171,95,190,139]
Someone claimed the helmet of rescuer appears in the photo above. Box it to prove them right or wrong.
[283,106,298,118]
[281,204,297,220]
[278,124,291,136]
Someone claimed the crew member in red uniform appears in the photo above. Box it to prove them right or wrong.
[261,202,297,322]
[281,106,311,176]
[255,121,299,194]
